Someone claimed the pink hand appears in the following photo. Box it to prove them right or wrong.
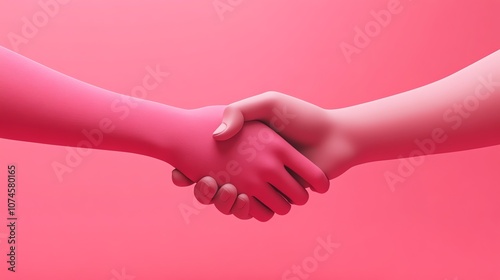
[170,105,329,221]
[172,92,355,219]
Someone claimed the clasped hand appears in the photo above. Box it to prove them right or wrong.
[170,93,357,221]
[169,104,330,222]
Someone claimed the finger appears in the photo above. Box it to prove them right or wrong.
[231,194,252,220]
[193,176,218,205]
[269,170,309,205]
[253,184,291,216]
[286,167,313,190]
[213,92,278,141]
[212,106,244,141]
[213,184,238,215]
[248,196,274,222]
[283,150,330,194]
[171,168,195,187]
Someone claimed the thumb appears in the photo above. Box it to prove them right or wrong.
[213,92,279,141]
[212,105,245,141]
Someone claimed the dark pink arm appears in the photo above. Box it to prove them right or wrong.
[0,45,185,162]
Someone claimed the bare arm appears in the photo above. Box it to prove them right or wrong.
[0,45,182,161]
[338,49,500,166]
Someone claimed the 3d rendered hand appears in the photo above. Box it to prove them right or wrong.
[171,91,353,219]
[173,49,500,219]
[0,45,329,221]
[168,106,329,221]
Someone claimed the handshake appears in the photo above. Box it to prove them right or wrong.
[168,91,357,222]
[1,46,498,222]
[166,49,500,221]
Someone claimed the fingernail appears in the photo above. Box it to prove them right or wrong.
[219,189,230,202]
[200,182,215,197]
[213,123,227,135]
[235,199,247,210]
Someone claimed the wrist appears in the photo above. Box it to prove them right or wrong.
[330,102,395,167]
[119,99,188,163]
[157,105,226,168]
[324,108,365,178]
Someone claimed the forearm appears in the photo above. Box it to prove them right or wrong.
[0,46,184,162]
[336,49,500,164]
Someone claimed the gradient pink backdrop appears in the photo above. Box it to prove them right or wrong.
[1,0,499,279]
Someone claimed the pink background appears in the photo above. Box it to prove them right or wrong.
[1,0,500,279]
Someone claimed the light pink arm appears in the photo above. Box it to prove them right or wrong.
[337,49,500,165]
[0,46,329,221]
